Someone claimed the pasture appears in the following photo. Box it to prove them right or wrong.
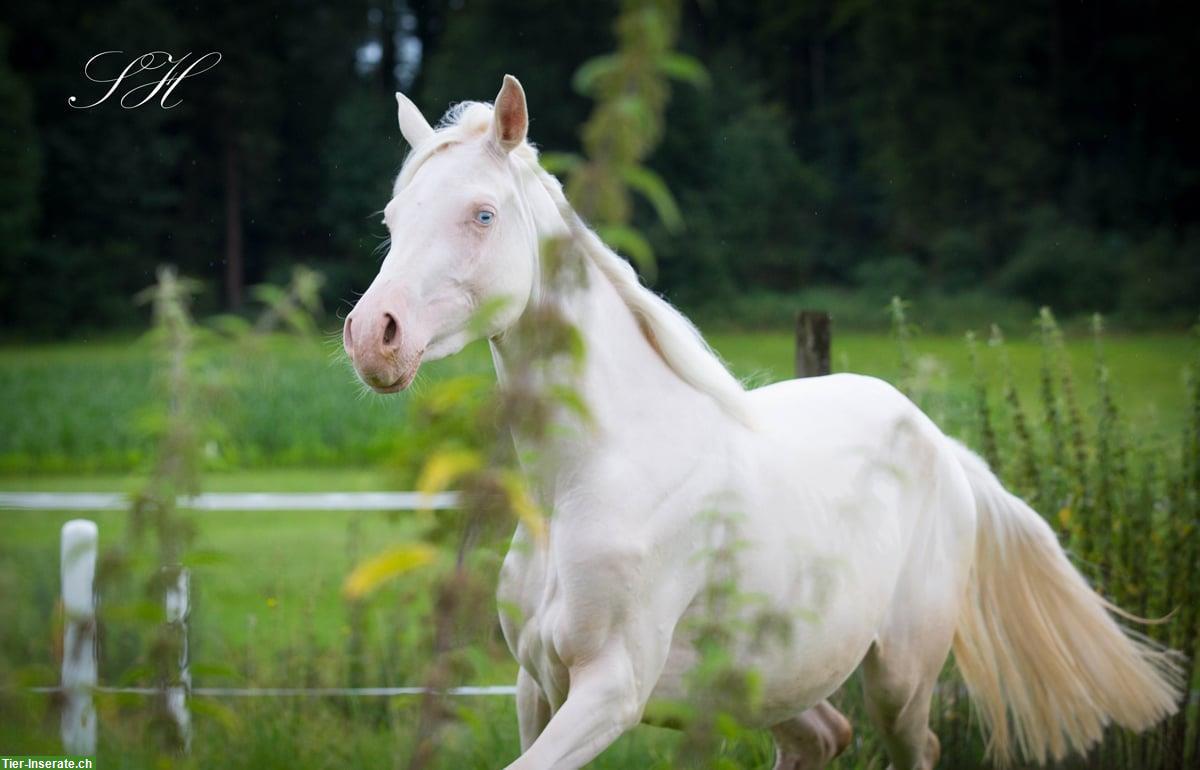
[1,323,1197,768]
[0,328,1190,474]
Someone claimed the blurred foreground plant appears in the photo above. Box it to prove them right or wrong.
[210,264,327,339]
[541,0,702,279]
[128,266,204,753]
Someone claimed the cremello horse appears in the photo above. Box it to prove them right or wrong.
[343,75,1181,769]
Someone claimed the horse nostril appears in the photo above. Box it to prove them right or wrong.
[343,316,354,354]
[382,313,399,347]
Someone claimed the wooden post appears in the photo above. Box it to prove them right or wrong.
[164,566,192,751]
[795,310,831,378]
[60,519,98,755]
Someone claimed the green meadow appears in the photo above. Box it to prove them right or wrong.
[0,328,1190,475]
[1,324,1197,768]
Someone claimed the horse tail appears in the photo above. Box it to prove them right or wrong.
[949,441,1182,766]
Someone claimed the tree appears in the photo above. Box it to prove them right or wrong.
[0,26,40,325]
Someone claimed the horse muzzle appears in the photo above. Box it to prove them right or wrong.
[343,303,425,393]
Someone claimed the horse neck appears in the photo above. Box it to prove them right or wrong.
[490,252,723,456]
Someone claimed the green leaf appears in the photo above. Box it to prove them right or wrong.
[417,449,483,496]
[251,284,287,307]
[291,266,326,312]
[621,165,683,231]
[343,543,438,601]
[280,306,317,336]
[656,53,710,89]
[572,54,619,95]
[499,470,547,544]
[421,374,489,413]
[190,697,241,733]
[597,225,657,282]
[549,384,593,424]
[468,295,512,337]
[641,698,694,728]
[613,95,653,134]
[539,151,584,177]
[496,599,525,627]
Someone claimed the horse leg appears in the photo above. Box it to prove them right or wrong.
[770,699,853,770]
[505,642,655,770]
[516,667,551,751]
[859,616,955,770]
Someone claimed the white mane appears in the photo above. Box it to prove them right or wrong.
[395,102,754,427]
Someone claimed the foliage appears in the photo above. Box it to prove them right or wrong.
[130,268,204,563]
[931,308,1200,769]
[684,285,1039,333]
[417,0,614,153]
[0,25,39,317]
[653,70,832,302]
[249,266,327,336]
[549,0,700,278]
[1,2,1197,334]
[128,267,205,752]
[342,543,438,601]
[316,83,401,310]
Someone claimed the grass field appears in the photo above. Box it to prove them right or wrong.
[0,327,1190,475]
[1,322,1197,768]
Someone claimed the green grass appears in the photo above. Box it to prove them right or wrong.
[710,329,1190,436]
[0,467,393,493]
[0,328,1191,476]
[0,503,451,673]
[0,334,483,474]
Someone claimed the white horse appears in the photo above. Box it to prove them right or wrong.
[343,75,1181,769]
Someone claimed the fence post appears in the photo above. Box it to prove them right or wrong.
[163,566,192,751]
[795,310,831,378]
[60,519,98,755]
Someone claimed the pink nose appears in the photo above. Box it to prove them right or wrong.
[343,311,401,360]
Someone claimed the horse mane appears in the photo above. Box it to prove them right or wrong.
[395,101,755,427]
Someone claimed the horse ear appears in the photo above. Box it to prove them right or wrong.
[491,74,528,154]
[395,92,434,148]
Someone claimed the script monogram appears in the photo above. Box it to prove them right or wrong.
[68,50,221,110]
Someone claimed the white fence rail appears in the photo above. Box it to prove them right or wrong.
[31,684,518,697]
[1,491,460,511]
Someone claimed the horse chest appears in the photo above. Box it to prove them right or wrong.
[496,543,579,705]
[497,526,658,706]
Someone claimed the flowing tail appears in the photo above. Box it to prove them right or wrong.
[949,442,1183,766]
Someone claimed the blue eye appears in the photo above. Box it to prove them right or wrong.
[475,209,495,225]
